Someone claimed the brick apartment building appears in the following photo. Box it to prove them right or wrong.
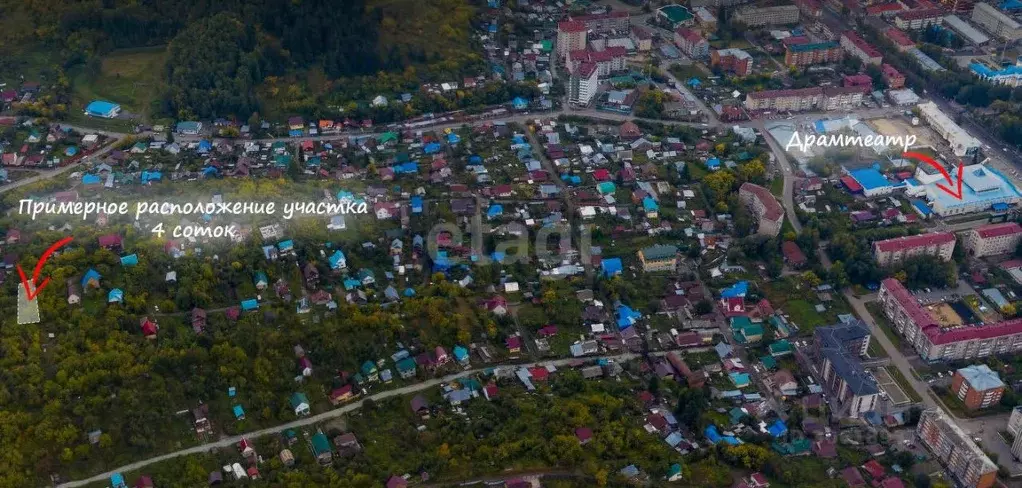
[883,27,917,51]
[882,63,906,88]
[784,41,844,67]
[951,364,1005,410]
[744,86,864,112]
[711,48,752,76]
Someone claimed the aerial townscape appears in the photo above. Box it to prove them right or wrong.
[3,0,1022,487]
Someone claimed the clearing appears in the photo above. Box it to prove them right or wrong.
[70,47,167,125]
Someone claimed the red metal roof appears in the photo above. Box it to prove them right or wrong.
[739,182,783,220]
[873,232,955,252]
[895,7,944,20]
[841,175,863,192]
[975,222,1022,239]
[782,241,808,264]
[558,20,586,32]
[883,28,915,47]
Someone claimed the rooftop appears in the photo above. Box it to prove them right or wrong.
[975,222,1022,239]
[849,168,891,190]
[788,41,840,53]
[740,182,784,220]
[873,232,955,253]
[815,321,878,396]
[957,364,1005,391]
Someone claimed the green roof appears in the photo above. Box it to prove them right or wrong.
[396,357,416,373]
[769,339,793,356]
[540,40,552,52]
[658,4,693,23]
[290,392,309,408]
[730,316,753,329]
[380,131,398,143]
[311,432,331,455]
[741,324,764,338]
[760,355,778,370]
[641,244,679,260]
[772,438,811,455]
[788,41,839,53]
[362,360,377,375]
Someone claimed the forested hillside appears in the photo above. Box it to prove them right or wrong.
[0,0,481,118]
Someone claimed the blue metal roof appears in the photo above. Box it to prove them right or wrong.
[849,168,890,191]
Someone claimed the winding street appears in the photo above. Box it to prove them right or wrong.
[54,352,653,488]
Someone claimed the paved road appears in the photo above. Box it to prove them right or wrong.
[0,136,125,195]
[754,119,803,233]
[55,352,649,488]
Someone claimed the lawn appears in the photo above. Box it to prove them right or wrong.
[888,366,923,403]
[769,177,784,197]
[70,46,168,124]
[865,302,904,350]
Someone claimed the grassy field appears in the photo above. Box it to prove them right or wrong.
[770,177,784,197]
[70,47,167,124]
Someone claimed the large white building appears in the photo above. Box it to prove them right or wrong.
[972,2,1022,41]
[568,62,599,107]
[965,222,1022,257]
[917,101,981,157]
[917,409,998,488]
[907,163,1022,216]
[872,232,956,266]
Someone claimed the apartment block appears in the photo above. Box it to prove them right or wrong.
[883,26,917,51]
[941,0,977,13]
[570,11,631,33]
[952,364,1005,410]
[567,47,628,77]
[733,5,801,26]
[569,62,599,107]
[812,321,878,417]
[739,183,784,237]
[557,21,588,59]
[877,278,1022,362]
[965,222,1022,257]
[784,41,844,67]
[744,86,863,112]
[882,63,906,88]
[894,8,945,30]
[674,27,710,58]
[916,409,997,488]
[840,31,883,65]
[872,232,956,266]
[972,2,1022,41]
[711,48,753,76]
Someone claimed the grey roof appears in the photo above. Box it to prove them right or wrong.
[641,244,679,260]
[815,320,878,396]
[957,364,1004,391]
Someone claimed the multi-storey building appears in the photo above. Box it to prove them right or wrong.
[872,232,956,266]
[840,31,883,65]
[557,21,588,60]
[878,278,1022,362]
[883,26,917,51]
[796,0,823,20]
[843,73,873,92]
[965,222,1022,257]
[571,11,631,33]
[916,409,997,488]
[784,41,844,67]
[569,62,599,107]
[811,321,878,417]
[894,8,945,30]
[638,244,679,272]
[567,47,628,77]
[738,183,784,237]
[882,63,906,88]
[941,0,977,13]
[972,2,1022,41]
[692,6,718,34]
[743,86,863,111]
[674,27,710,58]
[952,364,1005,410]
[629,26,653,51]
[711,48,753,76]
[733,5,801,26]
[918,101,981,157]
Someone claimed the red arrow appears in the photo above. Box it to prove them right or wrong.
[902,152,963,200]
[17,236,73,301]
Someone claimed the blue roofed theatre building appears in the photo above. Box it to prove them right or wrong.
[809,320,880,418]
[85,100,121,118]
[907,163,1022,216]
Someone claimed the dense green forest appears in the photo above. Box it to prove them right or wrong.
[0,0,482,119]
